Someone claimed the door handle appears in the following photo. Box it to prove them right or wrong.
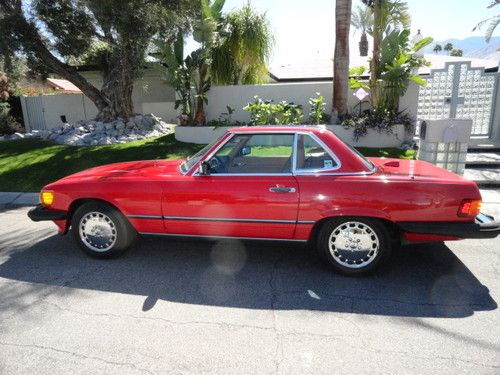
[269,186,296,193]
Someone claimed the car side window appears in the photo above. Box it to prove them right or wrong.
[209,134,294,174]
[296,134,338,171]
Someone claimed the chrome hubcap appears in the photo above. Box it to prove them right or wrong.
[328,221,379,269]
[79,211,117,252]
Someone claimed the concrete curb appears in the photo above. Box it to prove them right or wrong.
[0,192,39,209]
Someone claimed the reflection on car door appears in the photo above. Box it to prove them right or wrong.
[162,133,300,239]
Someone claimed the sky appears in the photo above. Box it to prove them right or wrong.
[203,0,500,65]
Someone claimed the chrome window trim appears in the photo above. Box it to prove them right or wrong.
[139,232,308,242]
[187,129,376,178]
[293,132,342,174]
[187,132,234,176]
[191,131,296,177]
[294,169,377,177]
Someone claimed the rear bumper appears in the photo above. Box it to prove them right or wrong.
[28,204,67,222]
[397,213,500,240]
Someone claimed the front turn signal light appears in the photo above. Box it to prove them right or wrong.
[40,191,54,206]
[458,199,481,218]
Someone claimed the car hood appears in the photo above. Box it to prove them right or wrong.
[369,157,466,182]
[56,159,184,183]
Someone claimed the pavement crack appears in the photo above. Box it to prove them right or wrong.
[39,299,275,333]
[0,341,154,374]
[269,254,284,375]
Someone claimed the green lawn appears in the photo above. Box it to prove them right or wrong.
[0,134,203,192]
[0,135,414,192]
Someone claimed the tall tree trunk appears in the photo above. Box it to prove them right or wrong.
[194,62,209,125]
[99,48,135,121]
[369,0,382,109]
[333,0,352,120]
[359,32,368,56]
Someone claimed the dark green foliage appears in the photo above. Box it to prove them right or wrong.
[341,108,414,141]
[34,0,94,58]
[377,28,432,111]
[0,0,197,120]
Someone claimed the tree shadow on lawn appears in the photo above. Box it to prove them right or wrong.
[0,229,496,319]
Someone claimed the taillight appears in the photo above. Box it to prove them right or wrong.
[458,199,481,218]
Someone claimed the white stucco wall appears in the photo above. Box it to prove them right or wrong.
[175,124,407,148]
[22,68,178,131]
[205,81,419,124]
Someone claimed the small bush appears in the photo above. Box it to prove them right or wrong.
[0,102,24,136]
[243,96,303,125]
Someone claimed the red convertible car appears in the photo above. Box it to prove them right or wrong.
[28,126,499,275]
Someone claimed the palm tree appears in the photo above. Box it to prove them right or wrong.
[444,42,453,55]
[191,0,226,125]
[433,44,442,54]
[473,0,499,42]
[211,3,274,85]
[450,48,463,57]
[351,5,373,56]
[362,0,411,108]
[333,0,353,119]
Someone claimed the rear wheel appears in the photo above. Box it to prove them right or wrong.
[71,202,136,258]
[317,217,391,276]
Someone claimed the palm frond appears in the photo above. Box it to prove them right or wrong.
[486,15,500,42]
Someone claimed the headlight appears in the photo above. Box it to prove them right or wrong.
[40,191,54,206]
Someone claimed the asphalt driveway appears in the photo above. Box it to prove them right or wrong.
[0,205,499,374]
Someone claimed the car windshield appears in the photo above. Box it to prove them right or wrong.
[179,133,226,174]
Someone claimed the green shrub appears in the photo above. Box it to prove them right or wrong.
[308,93,330,124]
[243,96,303,125]
[0,102,24,135]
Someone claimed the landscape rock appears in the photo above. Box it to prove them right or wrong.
[11,132,25,140]
[13,114,175,146]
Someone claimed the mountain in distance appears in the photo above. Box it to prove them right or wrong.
[425,36,500,60]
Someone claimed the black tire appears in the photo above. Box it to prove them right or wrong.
[317,217,391,276]
[71,201,136,258]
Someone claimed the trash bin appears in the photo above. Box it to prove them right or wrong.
[418,119,472,175]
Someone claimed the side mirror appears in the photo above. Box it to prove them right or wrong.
[198,161,210,175]
[241,146,251,156]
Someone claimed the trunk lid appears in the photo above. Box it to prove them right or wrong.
[368,157,465,182]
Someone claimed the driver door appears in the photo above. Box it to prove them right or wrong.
[162,133,299,239]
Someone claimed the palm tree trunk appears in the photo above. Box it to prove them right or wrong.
[194,62,209,125]
[333,0,353,120]
[359,32,368,56]
[369,0,382,109]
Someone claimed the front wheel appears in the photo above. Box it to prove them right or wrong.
[71,201,136,258]
[317,217,391,276]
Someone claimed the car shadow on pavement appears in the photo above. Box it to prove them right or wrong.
[0,232,496,318]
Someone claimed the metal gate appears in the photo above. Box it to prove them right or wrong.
[23,95,46,131]
[417,61,498,136]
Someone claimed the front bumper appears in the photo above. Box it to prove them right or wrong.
[398,213,500,239]
[28,204,67,222]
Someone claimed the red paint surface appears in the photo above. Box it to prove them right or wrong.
[40,126,481,242]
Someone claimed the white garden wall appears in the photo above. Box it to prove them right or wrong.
[21,69,178,131]
[205,81,419,124]
[175,124,408,148]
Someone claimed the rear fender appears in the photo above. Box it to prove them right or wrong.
[319,208,392,222]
